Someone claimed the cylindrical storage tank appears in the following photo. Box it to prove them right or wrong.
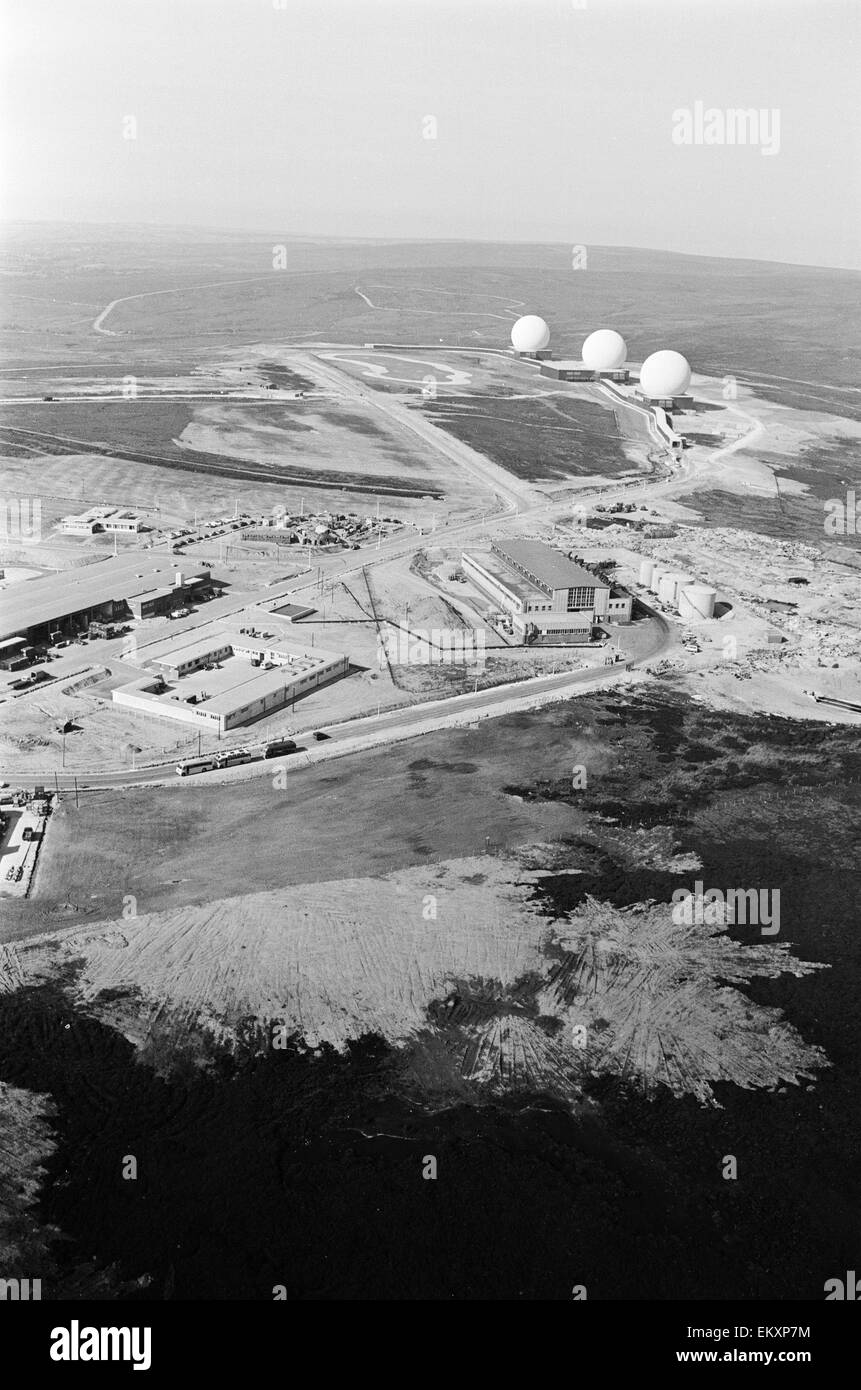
[649,567,665,595]
[639,559,655,587]
[679,584,717,621]
[658,574,678,606]
[670,572,694,605]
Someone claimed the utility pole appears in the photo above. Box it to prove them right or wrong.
[54,771,60,799]
[74,777,79,810]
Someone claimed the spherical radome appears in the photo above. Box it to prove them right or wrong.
[581,329,627,372]
[639,349,692,399]
[510,315,550,352]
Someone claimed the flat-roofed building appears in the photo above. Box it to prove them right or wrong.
[634,389,695,411]
[462,539,631,643]
[152,636,234,677]
[127,574,212,620]
[0,555,221,642]
[113,630,349,733]
[60,506,142,535]
[0,635,32,670]
[539,361,630,383]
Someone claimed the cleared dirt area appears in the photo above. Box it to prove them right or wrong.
[5,687,853,1115]
[8,851,828,1109]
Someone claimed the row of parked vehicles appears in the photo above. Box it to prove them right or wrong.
[175,731,329,776]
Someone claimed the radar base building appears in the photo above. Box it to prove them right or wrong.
[634,388,694,410]
[540,361,630,383]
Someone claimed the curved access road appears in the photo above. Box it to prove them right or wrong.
[10,608,672,792]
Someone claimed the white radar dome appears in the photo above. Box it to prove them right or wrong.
[510,315,550,352]
[581,329,627,372]
[639,350,692,399]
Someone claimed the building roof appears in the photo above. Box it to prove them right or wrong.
[463,550,541,605]
[492,540,602,593]
[129,584,180,604]
[201,668,312,715]
[153,635,234,669]
[199,653,345,716]
[0,555,216,639]
[151,627,342,674]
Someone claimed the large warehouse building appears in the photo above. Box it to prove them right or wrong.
[0,555,221,643]
[462,540,631,643]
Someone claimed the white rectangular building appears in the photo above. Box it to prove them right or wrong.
[112,629,349,733]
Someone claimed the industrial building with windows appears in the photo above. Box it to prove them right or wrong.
[59,507,143,536]
[462,539,632,643]
[0,555,221,644]
[112,629,350,734]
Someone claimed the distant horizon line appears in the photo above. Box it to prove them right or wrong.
[1,218,858,276]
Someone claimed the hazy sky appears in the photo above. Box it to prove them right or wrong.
[2,0,858,268]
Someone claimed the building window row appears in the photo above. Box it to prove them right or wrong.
[566,587,594,610]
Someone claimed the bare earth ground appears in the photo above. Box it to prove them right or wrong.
[8,853,828,1110]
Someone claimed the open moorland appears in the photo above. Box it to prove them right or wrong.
[1,690,859,1299]
[1,228,859,1302]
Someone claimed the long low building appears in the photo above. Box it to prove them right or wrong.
[60,506,143,535]
[539,361,630,383]
[112,629,349,733]
[463,539,631,642]
[0,555,221,642]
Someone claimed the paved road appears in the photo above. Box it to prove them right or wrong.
[10,608,672,791]
[2,339,705,789]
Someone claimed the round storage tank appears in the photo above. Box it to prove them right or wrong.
[670,571,694,604]
[658,574,678,605]
[649,567,665,595]
[679,584,717,621]
[639,559,655,587]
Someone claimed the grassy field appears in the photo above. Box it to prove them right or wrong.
[420,392,633,481]
[2,230,858,422]
[0,399,448,499]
